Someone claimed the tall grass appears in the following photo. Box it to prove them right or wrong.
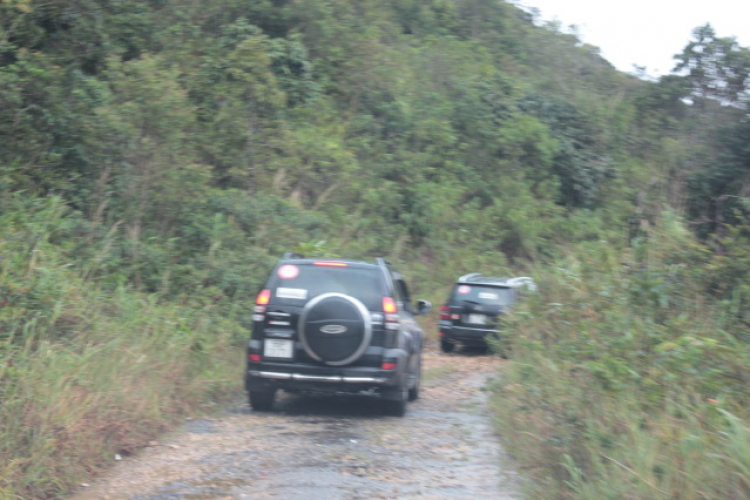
[491,214,750,499]
[0,198,244,498]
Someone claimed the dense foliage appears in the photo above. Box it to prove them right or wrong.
[1,0,749,497]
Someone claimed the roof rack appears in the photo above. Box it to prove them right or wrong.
[458,273,537,291]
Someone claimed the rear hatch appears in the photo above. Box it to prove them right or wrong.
[253,261,389,366]
[445,283,516,328]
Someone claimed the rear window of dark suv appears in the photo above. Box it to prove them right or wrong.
[266,263,386,310]
[451,284,516,306]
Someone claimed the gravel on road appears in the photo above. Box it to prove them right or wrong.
[71,347,520,500]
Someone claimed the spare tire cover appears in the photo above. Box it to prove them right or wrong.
[298,293,372,366]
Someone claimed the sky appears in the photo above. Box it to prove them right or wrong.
[516,0,750,77]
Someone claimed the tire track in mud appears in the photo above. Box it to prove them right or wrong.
[71,348,520,500]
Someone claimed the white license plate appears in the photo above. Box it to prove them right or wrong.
[264,339,293,358]
[467,314,486,325]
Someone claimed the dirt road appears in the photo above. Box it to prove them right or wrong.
[71,347,520,499]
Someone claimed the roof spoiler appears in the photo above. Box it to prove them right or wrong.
[505,277,537,291]
[459,273,537,291]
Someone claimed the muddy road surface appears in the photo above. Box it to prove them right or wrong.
[72,348,520,500]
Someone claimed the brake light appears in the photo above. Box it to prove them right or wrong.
[383,297,399,330]
[381,362,397,370]
[439,304,450,320]
[313,261,348,267]
[254,290,270,321]
[256,289,271,305]
[248,353,261,362]
[383,297,397,313]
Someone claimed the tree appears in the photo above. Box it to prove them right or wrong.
[192,20,285,192]
[675,24,750,107]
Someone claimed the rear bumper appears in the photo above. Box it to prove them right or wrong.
[439,324,497,346]
[245,352,406,394]
[248,369,388,385]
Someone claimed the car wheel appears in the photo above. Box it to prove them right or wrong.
[408,358,421,401]
[440,339,455,353]
[248,389,276,411]
[384,388,407,417]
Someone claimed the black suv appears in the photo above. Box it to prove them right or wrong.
[438,273,535,353]
[245,254,431,416]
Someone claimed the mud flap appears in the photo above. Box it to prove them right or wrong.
[245,373,276,392]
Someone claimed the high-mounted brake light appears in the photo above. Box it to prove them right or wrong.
[256,289,271,305]
[313,261,348,267]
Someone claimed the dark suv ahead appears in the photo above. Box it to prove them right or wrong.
[245,254,431,416]
[438,273,535,353]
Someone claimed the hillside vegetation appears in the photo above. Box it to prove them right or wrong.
[1,0,749,498]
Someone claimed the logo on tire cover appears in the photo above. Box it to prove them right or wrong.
[320,324,347,334]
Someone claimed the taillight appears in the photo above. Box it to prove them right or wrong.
[440,305,451,320]
[248,353,261,362]
[383,297,399,330]
[383,297,397,313]
[254,290,270,322]
[256,289,271,305]
[381,362,397,370]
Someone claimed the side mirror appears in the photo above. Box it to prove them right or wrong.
[416,299,432,315]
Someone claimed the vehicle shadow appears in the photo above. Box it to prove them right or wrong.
[275,391,395,418]
[230,390,397,420]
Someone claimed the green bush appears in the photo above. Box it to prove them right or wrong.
[0,196,244,498]
[491,213,750,499]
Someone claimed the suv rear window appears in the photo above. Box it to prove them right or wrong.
[452,284,516,306]
[268,265,385,310]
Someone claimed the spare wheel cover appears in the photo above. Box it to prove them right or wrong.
[298,293,372,366]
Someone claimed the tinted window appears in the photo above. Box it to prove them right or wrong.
[394,279,413,313]
[269,265,384,310]
[451,284,515,306]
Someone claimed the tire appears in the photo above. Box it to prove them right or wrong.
[408,357,421,401]
[440,339,455,353]
[298,293,372,366]
[384,388,407,417]
[248,389,276,411]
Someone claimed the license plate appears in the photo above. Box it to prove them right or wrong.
[264,339,293,358]
[467,314,486,325]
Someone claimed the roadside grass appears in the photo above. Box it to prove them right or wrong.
[0,203,246,498]
[0,285,244,499]
[490,225,750,499]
